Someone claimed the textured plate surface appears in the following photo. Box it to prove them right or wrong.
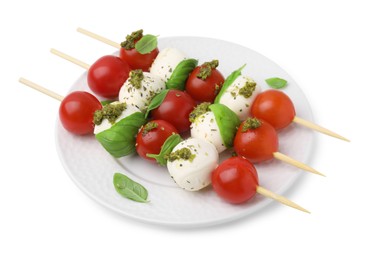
[56,37,314,228]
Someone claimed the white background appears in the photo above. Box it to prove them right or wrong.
[1,0,363,259]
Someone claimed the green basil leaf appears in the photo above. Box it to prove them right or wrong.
[95,112,146,158]
[147,134,183,166]
[135,34,158,54]
[144,89,169,118]
[209,103,240,148]
[166,59,198,90]
[265,77,287,89]
[113,173,149,203]
[101,100,115,106]
[214,64,246,103]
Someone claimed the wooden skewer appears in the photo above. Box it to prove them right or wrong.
[293,116,349,142]
[256,186,310,213]
[273,152,325,177]
[50,48,90,70]
[19,77,64,101]
[77,27,120,49]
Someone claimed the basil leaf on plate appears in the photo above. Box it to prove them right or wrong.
[265,77,287,89]
[214,64,246,103]
[135,34,158,54]
[95,112,146,158]
[166,59,198,90]
[209,103,240,148]
[113,173,149,203]
[144,89,169,118]
[147,134,183,166]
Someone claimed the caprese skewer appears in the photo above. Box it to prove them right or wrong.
[234,117,325,176]
[251,89,349,142]
[212,156,309,213]
[77,28,159,72]
[50,49,130,99]
[18,78,146,158]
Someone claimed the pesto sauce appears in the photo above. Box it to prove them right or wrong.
[93,102,127,126]
[238,80,256,98]
[120,29,143,50]
[197,60,219,80]
[142,121,158,136]
[189,102,211,123]
[128,69,144,89]
[168,147,196,162]
[242,117,261,132]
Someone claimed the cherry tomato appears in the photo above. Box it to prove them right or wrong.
[59,91,102,135]
[119,30,159,71]
[120,48,159,72]
[151,90,195,133]
[136,120,178,163]
[185,60,225,103]
[87,55,130,99]
[251,89,296,130]
[234,118,278,163]
[211,156,258,204]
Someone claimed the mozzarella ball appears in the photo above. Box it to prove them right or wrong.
[190,111,226,153]
[94,102,140,135]
[119,72,165,112]
[149,48,187,82]
[218,76,261,121]
[167,138,219,191]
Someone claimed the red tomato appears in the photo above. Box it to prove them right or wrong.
[211,156,259,204]
[185,61,225,103]
[234,118,278,163]
[120,47,159,72]
[59,91,102,135]
[251,89,296,130]
[87,55,130,99]
[151,90,195,133]
[136,120,178,163]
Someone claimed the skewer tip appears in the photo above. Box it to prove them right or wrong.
[273,152,326,177]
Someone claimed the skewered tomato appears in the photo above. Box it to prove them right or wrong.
[212,156,259,204]
[59,91,102,135]
[151,90,195,133]
[136,120,178,163]
[87,55,130,99]
[185,60,225,103]
[251,89,295,130]
[120,29,159,71]
[233,118,278,163]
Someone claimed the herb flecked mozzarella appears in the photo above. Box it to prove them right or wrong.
[190,111,226,153]
[218,76,261,121]
[167,138,219,191]
[149,48,187,82]
[118,72,165,113]
[94,102,140,135]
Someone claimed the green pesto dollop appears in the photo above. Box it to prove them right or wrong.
[120,29,143,50]
[238,80,257,98]
[197,60,219,80]
[242,117,261,132]
[142,121,158,136]
[93,102,127,126]
[168,147,196,162]
[189,102,211,123]
[128,69,144,89]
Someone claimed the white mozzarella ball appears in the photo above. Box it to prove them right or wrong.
[218,76,261,121]
[119,72,165,112]
[190,111,226,153]
[94,102,141,135]
[149,48,187,82]
[167,138,219,191]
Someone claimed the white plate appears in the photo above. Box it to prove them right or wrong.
[56,36,314,228]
